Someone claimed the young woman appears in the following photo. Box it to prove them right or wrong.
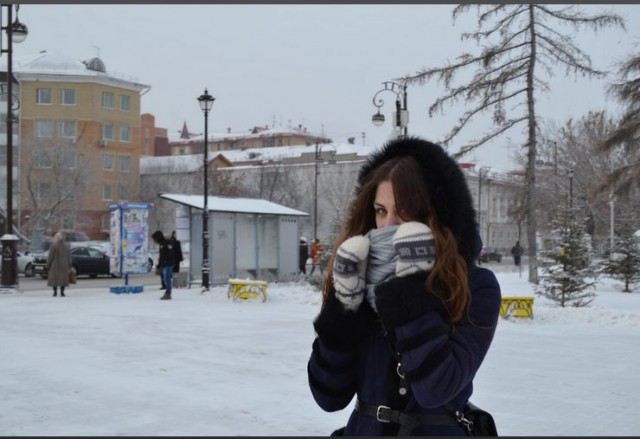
[307,136,502,436]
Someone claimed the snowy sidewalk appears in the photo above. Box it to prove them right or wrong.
[1,273,639,435]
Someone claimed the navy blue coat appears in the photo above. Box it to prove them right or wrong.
[308,266,501,436]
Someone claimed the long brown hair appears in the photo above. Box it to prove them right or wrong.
[322,156,470,324]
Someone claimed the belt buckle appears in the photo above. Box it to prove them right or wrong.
[376,405,391,423]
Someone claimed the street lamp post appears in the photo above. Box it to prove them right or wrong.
[371,81,408,138]
[568,169,574,210]
[197,89,215,292]
[1,4,27,291]
[313,141,335,241]
[314,142,318,241]
[477,166,490,248]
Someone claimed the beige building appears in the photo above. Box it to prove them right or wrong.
[3,50,150,239]
[169,123,332,156]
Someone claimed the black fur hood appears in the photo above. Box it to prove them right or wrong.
[357,136,481,264]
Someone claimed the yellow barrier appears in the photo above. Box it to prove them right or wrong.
[227,279,268,303]
[500,296,534,319]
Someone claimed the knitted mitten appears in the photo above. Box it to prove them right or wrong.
[393,221,436,277]
[332,235,370,311]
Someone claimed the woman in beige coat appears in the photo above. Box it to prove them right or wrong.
[46,232,73,297]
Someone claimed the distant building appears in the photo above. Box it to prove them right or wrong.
[141,113,168,157]
[166,123,332,156]
[141,143,527,250]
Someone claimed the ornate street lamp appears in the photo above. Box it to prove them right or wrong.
[197,89,215,292]
[1,4,28,291]
[371,80,408,137]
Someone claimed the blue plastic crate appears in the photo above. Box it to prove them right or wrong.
[110,286,126,294]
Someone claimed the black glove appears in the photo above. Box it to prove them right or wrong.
[313,292,376,352]
[375,273,448,330]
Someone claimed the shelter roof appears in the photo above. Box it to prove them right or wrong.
[159,193,309,217]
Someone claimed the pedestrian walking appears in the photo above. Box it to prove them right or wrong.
[171,230,184,273]
[299,237,309,275]
[309,238,324,276]
[46,232,72,297]
[511,241,523,266]
[152,230,176,300]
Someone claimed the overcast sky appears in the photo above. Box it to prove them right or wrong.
[14,4,639,171]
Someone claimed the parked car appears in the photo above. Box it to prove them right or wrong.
[479,247,502,263]
[0,251,36,277]
[88,241,154,272]
[32,245,119,279]
[17,251,36,277]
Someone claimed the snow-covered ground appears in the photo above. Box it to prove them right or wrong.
[1,266,638,436]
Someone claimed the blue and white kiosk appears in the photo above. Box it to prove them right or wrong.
[107,201,154,294]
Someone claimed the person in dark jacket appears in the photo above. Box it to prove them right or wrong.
[511,241,523,266]
[307,136,502,436]
[171,230,184,273]
[299,237,309,275]
[152,230,176,300]
[46,231,73,297]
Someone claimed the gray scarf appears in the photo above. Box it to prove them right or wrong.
[365,225,399,312]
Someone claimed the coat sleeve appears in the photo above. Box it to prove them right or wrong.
[374,269,501,408]
[307,293,374,412]
[46,246,56,270]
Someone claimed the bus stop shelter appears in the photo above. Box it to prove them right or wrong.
[159,193,308,285]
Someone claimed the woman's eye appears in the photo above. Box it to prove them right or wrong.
[375,207,386,216]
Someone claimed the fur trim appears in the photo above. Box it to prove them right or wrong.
[358,136,480,264]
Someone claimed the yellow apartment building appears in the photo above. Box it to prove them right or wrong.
[5,50,150,240]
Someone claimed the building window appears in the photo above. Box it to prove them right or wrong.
[102,123,114,140]
[34,151,52,169]
[120,95,130,111]
[118,185,129,200]
[101,215,110,231]
[102,184,113,200]
[63,151,77,169]
[36,88,52,105]
[119,125,130,143]
[102,92,114,109]
[118,155,131,172]
[35,120,54,138]
[60,89,76,106]
[101,152,114,171]
[59,120,77,140]
[37,182,51,199]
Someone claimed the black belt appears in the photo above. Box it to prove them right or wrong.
[355,399,459,436]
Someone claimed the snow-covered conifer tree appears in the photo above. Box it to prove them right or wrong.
[600,221,640,292]
[536,208,596,307]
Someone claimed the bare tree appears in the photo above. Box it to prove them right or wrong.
[402,4,624,283]
[599,49,640,195]
[320,164,358,242]
[233,161,301,207]
[21,134,92,238]
[555,112,627,251]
